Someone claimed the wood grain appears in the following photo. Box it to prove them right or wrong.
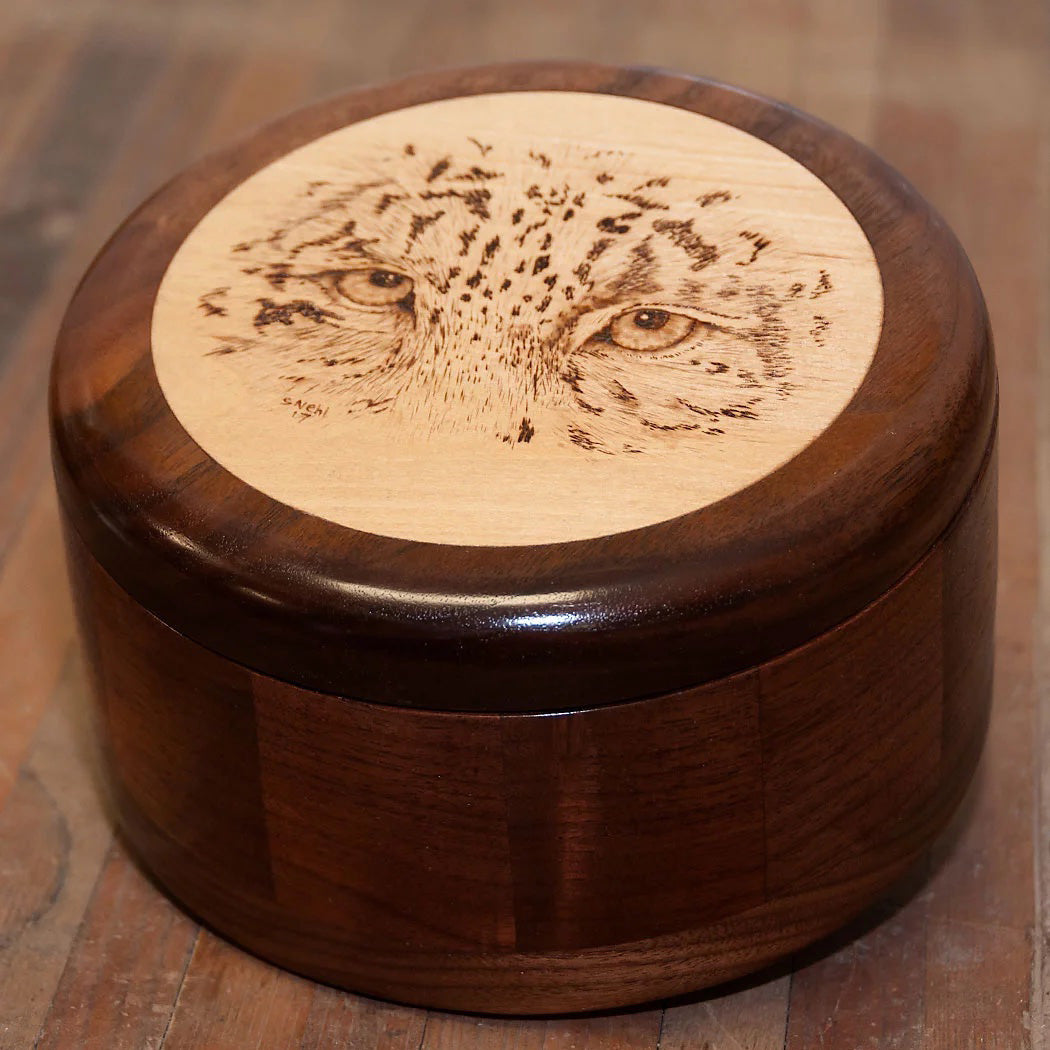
[57,440,994,1011]
[0,656,112,1050]
[32,845,197,1050]
[0,0,1045,1045]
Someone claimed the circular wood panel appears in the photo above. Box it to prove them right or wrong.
[50,62,996,711]
[152,92,882,545]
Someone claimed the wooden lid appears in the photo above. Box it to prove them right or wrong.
[50,62,996,712]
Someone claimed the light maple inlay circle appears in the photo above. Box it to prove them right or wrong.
[152,91,883,546]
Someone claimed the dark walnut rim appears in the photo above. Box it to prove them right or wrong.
[50,61,997,712]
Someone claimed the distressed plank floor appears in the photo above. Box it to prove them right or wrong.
[0,1,1047,1047]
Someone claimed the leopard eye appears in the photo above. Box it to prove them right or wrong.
[607,308,697,351]
[335,269,413,307]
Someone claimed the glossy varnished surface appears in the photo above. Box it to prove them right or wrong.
[1,0,1044,1045]
[50,62,995,710]
[60,446,995,1012]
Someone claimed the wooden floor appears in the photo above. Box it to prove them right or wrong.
[0,0,1047,1046]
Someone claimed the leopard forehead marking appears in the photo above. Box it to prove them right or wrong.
[152,91,882,545]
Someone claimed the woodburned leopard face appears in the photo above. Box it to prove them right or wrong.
[197,137,837,454]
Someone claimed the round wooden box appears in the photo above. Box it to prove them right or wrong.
[50,62,997,1015]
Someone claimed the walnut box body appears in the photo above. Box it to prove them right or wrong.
[50,62,997,1014]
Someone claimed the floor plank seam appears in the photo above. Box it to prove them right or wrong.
[780,970,793,1050]
[413,1009,429,1050]
[28,834,114,1050]
[156,925,202,1050]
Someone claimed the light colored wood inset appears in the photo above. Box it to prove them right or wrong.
[152,91,883,545]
